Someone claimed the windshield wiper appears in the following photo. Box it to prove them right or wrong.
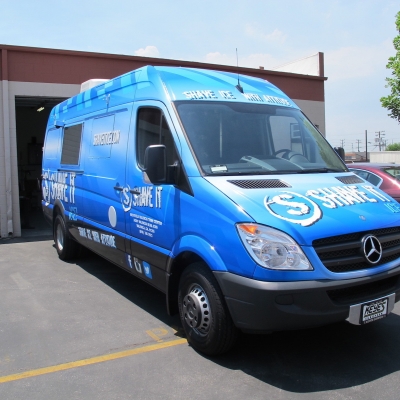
[240,156,277,171]
[205,168,346,176]
[206,171,277,176]
[296,168,346,174]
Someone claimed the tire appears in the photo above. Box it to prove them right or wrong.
[178,262,239,356]
[54,214,80,260]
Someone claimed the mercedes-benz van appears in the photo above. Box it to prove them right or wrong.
[42,66,400,355]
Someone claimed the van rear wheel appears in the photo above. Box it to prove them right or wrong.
[178,262,239,356]
[54,215,80,260]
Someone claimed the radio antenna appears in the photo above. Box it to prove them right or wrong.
[235,48,244,93]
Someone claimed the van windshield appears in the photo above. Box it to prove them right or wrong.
[175,101,347,175]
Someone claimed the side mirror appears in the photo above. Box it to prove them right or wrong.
[143,145,167,184]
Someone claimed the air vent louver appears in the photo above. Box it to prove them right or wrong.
[335,175,364,184]
[228,179,291,189]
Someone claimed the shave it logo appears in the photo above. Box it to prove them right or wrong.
[264,192,322,227]
[42,170,76,204]
[264,185,392,227]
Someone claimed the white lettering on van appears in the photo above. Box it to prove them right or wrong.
[121,185,162,212]
[183,90,218,100]
[263,95,291,106]
[92,231,100,243]
[122,187,131,212]
[219,91,236,99]
[363,185,390,202]
[93,130,120,146]
[306,186,380,209]
[48,172,68,202]
[265,185,392,227]
[155,187,163,208]
[78,227,87,238]
[42,169,76,205]
[133,186,153,208]
[78,227,116,248]
[130,213,163,238]
[69,173,76,203]
[242,93,263,102]
[100,233,116,248]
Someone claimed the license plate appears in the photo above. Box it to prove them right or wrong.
[360,297,388,324]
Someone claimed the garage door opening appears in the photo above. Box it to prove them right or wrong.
[15,96,67,236]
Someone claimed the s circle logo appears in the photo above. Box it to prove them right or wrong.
[264,191,323,227]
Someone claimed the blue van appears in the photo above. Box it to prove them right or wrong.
[42,66,400,355]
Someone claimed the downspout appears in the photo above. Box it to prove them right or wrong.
[1,49,13,236]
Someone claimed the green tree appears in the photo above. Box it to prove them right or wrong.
[386,142,400,151]
[381,12,400,123]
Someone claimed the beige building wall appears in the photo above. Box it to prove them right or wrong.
[293,99,326,135]
[370,152,400,164]
[0,80,9,236]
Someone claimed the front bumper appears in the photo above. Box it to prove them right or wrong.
[213,266,400,333]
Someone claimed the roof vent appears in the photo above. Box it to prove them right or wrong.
[80,79,109,93]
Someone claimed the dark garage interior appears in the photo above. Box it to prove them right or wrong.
[15,96,67,236]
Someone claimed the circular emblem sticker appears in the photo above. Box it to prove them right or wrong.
[108,206,117,228]
[264,191,322,227]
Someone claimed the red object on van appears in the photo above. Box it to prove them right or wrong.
[348,163,400,202]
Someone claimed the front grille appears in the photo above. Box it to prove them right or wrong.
[313,227,400,273]
[228,179,291,189]
[327,276,400,305]
[335,175,364,184]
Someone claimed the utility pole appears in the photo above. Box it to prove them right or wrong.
[365,130,368,161]
[375,131,385,151]
[356,139,361,152]
[340,139,345,149]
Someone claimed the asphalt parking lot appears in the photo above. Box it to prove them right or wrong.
[1,235,400,399]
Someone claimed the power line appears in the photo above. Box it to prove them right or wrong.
[375,131,385,151]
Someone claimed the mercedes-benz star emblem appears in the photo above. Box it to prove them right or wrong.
[362,235,383,264]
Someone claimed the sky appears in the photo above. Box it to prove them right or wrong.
[0,0,399,153]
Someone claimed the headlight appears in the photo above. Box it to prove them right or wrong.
[236,223,312,270]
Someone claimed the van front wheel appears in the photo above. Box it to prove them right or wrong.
[54,215,80,260]
[178,262,239,356]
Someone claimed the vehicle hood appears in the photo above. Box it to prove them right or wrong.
[204,173,400,246]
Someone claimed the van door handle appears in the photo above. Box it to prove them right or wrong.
[130,189,141,195]
[114,186,124,191]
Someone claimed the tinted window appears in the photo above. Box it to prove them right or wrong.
[367,172,381,186]
[137,108,177,168]
[61,124,83,165]
[351,169,382,187]
[351,169,369,180]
